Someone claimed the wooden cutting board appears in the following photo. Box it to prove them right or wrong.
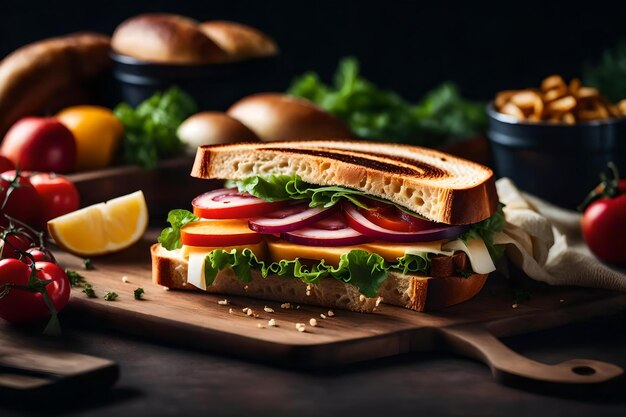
[58,232,626,390]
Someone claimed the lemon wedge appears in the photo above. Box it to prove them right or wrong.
[48,191,148,256]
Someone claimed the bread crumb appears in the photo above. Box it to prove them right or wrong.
[376,296,383,307]
[327,310,335,317]
[512,304,518,309]
[320,313,326,319]
[559,299,565,303]
[182,282,187,287]
[296,305,300,310]
[264,306,274,313]
[228,308,234,314]
[246,309,254,317]
[306,284,311,296]
[162,286,170,291]
[295,323,306,332]
[280,303,292,309]
[268,319,277,327]
[122,276,129,283]
[309,318,317,327]
[244,285,249,291]
[257,323,265,329]
[218,299,230,306]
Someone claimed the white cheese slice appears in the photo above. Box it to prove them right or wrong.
[442,237,496,274]
[187,251,208,290]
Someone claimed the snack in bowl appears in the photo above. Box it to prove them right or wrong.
[494,75,626,124]
[151,141,503,313]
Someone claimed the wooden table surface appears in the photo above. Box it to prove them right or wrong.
[1,311,625,416]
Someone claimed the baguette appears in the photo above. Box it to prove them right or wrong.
[0,32,111,137]
[151,243,488,313]
[191,140,498,224]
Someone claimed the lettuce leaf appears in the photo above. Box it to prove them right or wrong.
[202,248,430,298]
[158,209,199,250]
[232,174,423,216]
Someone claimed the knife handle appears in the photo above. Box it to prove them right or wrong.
[437,324,623,389]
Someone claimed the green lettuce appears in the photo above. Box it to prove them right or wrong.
[232,174,423,216]
[288,57,487,145]
[460,203,506,260]
[158,209,199,250]
[203,248,430,298]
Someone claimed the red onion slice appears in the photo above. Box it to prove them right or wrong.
[343,203,469,242]
[248,204,338,233]
[192,188,287,219]
[282,213,373,247]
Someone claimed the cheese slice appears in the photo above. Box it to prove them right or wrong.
[185,242,266,290]
[442,238,496,274]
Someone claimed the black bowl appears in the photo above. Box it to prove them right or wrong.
[110,52,283,110]
[486,103,626,209]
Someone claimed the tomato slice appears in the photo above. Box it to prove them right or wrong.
[181,220,263,247]
[357,199,435,232]
[192,188,288,219]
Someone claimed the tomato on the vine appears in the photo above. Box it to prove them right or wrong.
[580,163,626,264]
[0,170,40,227]
[29,172,80,224]
[0,155,14,173]
[0,227,36,259]
[0,259,70,324]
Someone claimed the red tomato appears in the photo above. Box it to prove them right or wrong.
[192,189,287,219]
[582,179,626,264]
[0,227,35,259]
[0,117,76,173]
[0,171,41,227]
[25,247,56,264]
[29,173,80,224]
[357,198,435,232]
[0,259,70,324]
[0,155,14,173]
[180,219,263,247]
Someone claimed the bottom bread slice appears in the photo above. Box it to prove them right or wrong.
[151,244,487,313]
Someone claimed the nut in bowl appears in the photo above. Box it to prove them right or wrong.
[487,75,626,209]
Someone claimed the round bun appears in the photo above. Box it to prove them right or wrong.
[0,32,111,137]
[227,93,354,141]
[177,112,259,155]
[199,21,278,62]
[111,13,227,64]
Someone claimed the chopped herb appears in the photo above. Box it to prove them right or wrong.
[65,269,87,287]
[83,258,94,270]
[82,284,97,298]
[134,288,145,300]
[103,291,119,301]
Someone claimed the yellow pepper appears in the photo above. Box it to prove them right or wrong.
[56,106,124,170]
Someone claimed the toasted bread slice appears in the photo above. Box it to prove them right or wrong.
[191,140,498,224]
[151,243,488,313]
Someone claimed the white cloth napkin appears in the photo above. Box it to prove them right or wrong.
[494,178,626,291]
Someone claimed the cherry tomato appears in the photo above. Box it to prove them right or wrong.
[582,179,626,264]
[0,155,14,173]
[25,247,56,264]
[192,189,288,219]
[29,173,80,224]
[0,259,70,324]
[0,171,40,227]
[0,227,35,259]
[357,198,434,232]
[181,219,263,247]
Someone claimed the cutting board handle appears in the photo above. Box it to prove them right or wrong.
[437,324,623,388]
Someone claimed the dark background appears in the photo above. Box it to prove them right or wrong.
[3,0,626,101]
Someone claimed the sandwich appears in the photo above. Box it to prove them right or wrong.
[151,140,504,312]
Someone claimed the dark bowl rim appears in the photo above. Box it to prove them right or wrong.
[486,102,626,127]
[109,50,279,69]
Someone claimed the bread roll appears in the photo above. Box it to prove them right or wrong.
[111,13,227,64]
[177,112,259,155]
[0,33,111,137]
[200,21,278,62]
[227,93,354,141]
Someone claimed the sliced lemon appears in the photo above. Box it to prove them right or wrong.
[48,191,148,256]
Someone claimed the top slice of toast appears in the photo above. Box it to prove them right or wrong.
[191,140,498,224]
